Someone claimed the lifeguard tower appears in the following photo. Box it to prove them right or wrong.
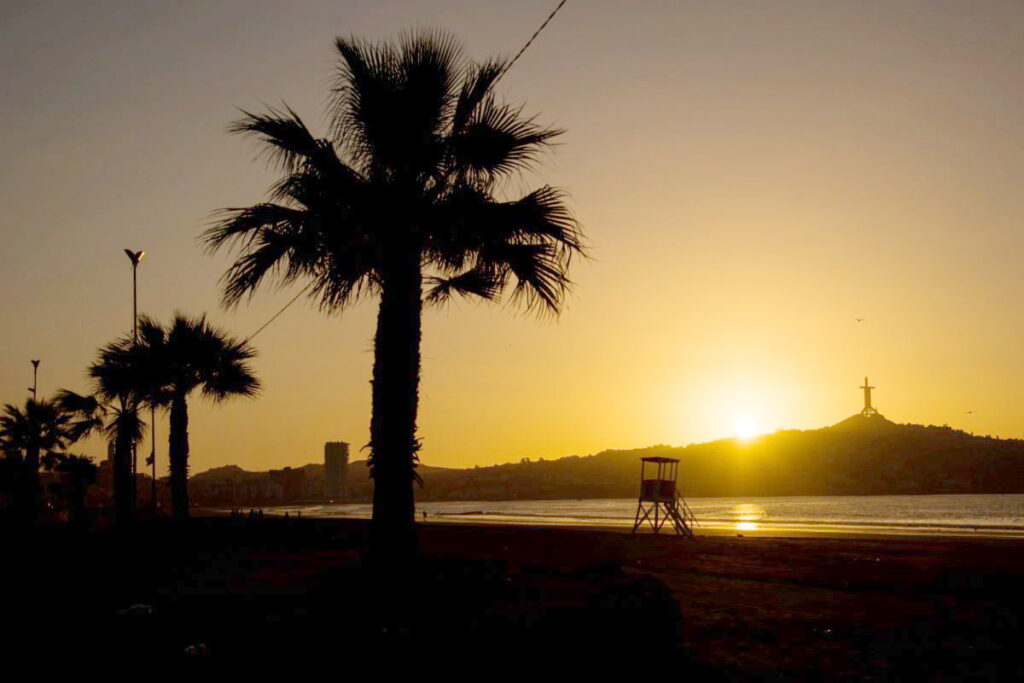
[632,457,696,538]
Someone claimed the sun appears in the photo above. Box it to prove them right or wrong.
[733,415,760,440]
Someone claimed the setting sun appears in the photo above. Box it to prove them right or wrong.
[733,415,760,440]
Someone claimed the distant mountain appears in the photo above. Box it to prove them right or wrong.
[189,414,1024,505]
[360,414,1024,500]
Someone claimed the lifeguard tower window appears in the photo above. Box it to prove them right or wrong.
[633,457,697,538]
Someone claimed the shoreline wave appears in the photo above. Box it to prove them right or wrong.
[238,493,1024,538]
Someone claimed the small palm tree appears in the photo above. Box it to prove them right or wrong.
[131,313,260,520]
[203,30,583,562]
[48,453,99,526]
[58,337,150,525]
[0,398,72,524]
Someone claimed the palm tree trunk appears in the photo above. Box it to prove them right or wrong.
[113,423,134,526]
[370,244,423,567]
[168,394,190,520]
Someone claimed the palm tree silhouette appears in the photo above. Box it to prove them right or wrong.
[131,318,174,511]
[57,337,151,525]
[0,398,72,524]
[48,453,99,527]
[203,30,583,561]
[130,313,259,520]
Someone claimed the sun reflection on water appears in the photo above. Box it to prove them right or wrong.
[733,502,767,531]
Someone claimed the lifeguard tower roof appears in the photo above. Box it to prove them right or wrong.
[640,456,679,464]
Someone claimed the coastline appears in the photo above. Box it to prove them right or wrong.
[201,490,1024,540]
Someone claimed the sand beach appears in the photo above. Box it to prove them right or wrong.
[5,517,1023,677]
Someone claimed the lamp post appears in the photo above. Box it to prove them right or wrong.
[29,359,40,401]
[124,249,144,342]
[149,407,157,510]
[124,249,144,508]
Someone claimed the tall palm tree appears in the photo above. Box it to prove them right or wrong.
[57,337,150,525]
[0,398,72,524]
[203,31,583,561]
[130,313,259,520]
[132,318,174,511]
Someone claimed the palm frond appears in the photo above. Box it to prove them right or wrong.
[217,225,320,308]
[397,28,462,142]
[229,106,324,171]
[503,185,583,252]
[426,184,584,267]
[333,29,461,180]
[88,335,148,405]
[310,251,380,313]
[425,267,503,306]
[106,405,146,449]
[158,312,262,403]
[54,390,106,443]
[202,203,308,253]
[201,359,261,402]
[482,242,572,315]
[450,97,562,181]
[451,59,508,135]
[136,315,166,349]
[332,35,401,173]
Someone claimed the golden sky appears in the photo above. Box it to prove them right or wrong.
[2,1,1022,473]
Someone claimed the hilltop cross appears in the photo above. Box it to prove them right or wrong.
[860,377,878,417]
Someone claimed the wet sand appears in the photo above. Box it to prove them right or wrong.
[5,517,1024,676]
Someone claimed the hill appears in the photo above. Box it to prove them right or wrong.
[189,414,1024,506]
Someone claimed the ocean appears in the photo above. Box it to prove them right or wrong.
[261,493,1024,538]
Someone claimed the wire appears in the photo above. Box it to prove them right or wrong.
[245,283,312,341]
[242,1,569,342]
[494,0,569,86]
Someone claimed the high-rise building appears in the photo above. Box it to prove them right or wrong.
[324,441,349,499]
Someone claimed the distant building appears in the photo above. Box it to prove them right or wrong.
[268,466,309,501]
[324,441,349,499]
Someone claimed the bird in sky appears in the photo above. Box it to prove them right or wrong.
[855,318,864,322]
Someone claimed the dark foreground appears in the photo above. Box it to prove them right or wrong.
[4,518,1023,677]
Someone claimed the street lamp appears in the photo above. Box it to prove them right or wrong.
[124,249,159,511]
[29,359,40,401]
[124,249,145,342]
[124,249,144,509]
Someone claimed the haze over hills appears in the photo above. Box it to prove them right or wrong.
[188,413,1024,506]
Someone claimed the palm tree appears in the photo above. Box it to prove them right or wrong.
[0,398,73,524]
[130,313,259,520]
[48,453,99,526]
[132,318,174,511]
[203,31,583,561]
[57,338,150,525]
